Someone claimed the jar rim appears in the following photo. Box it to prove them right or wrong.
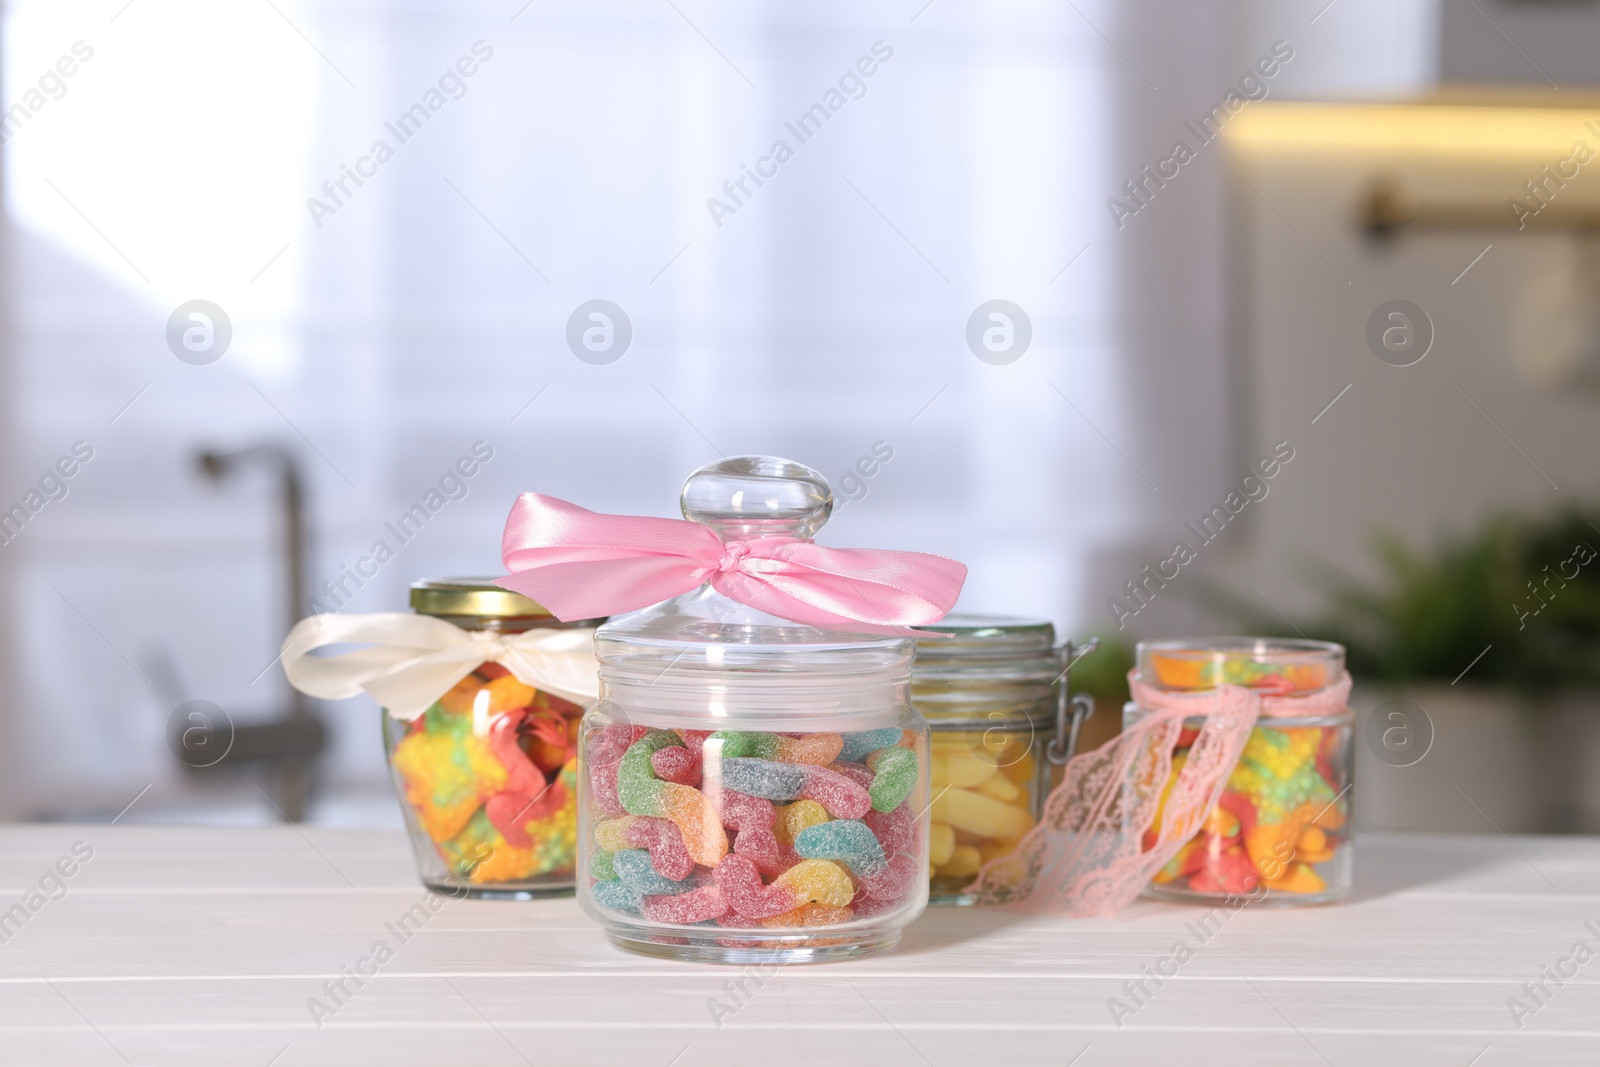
[410,577,556,620]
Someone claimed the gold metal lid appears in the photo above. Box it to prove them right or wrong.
[409,577,552,619]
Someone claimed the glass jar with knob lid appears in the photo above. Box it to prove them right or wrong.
[578,457,932,963]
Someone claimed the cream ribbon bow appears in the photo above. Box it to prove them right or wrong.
[281,612,599,720]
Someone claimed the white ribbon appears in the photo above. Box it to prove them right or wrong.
[280,612,599,720]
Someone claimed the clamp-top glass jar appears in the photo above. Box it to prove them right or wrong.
[384,579,599,899]
[578,457,930,963]
[911,617,1094,905]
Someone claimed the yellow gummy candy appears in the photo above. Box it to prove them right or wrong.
[484,676,536,714]
[977,775,1021,804]
[930,748,1000,789]
[937,844,982,878]
[929,821,956,866]
[773,800,829,845]
[593,816,640,852]
[999,751,1037,787]
[977,838,1020,866]
[391,731,507,843]
[773,734,843,766]
[773,859,854,908]
[931,786,1034,842]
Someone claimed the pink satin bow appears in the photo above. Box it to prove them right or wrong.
[494,493,966,633]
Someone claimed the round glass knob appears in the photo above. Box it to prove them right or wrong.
[680,455,833,540]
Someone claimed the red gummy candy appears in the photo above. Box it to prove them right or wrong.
[1217,791,1258,834]
[641,884,728,925]
[621,815,695,881]
[485,781,566,847]
[863,804,917,857]
[676,729,713,755]
[1187,845,1259,895]
[859,852,918,902]
[487,711,546,797]
[713,854,799,919]
[719,790,786,877]
[588,723,634,820]
[798,766,871,819]
[476,662,511,680]
[651,745,703,788]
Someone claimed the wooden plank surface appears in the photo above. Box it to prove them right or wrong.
[0,827,1596,1065]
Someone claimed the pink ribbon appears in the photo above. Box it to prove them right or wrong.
[494,493,967,634]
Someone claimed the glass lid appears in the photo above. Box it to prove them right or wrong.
[595,456,913,677]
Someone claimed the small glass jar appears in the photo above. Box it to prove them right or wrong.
[578,457,931,964]
[383,579,600,899]
[911,616,1095,905]
[1125,638,1354,905]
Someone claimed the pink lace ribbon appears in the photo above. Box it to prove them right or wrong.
[494,492,966,634]
[964,670,1352,915]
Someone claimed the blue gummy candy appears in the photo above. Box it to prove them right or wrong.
[719,757,806,801]
[591,879,643,913]
[839,727,904,763]
[794,818,888,876]
[612,849,699,896]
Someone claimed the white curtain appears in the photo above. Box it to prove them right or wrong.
[1,0,1133,821]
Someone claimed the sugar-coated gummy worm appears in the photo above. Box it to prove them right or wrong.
[594,815,695,881]
[611,848,704,897]
[772,859,854,908]
[641,884,729,925]
[794,819,887,877]
[839,727,904,763]
[796,764,872,820]
[711,853,801,919]
[591,878,644,913]
[773,800,830,846]
[865,747,918,812]
[617,731,728,867]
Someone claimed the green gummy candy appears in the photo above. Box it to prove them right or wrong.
[868,747,918,812]
[616,730,681,816]
[590,848,618,882]
[707,730,779,760]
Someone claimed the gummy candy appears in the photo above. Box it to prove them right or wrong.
[865,747,918,812]
[617,731,728,867]
[773,800,830,846]
[772,859,854,908]
[711,853,801,919]
[795,819,887,877]
[612,849,703,897]
[586,725,928,939]
[592,878,643,913]
[839,727,903,763]
[594,815,695,881]
[651,745,702,787]
[388,661,589,892]
[863,803,917,858]
[796,765,871,820]
[642,884,728,925]
[719,757,807,801]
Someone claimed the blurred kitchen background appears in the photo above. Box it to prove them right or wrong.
[3,0,1599,833]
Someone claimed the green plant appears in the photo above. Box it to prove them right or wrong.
[1208,507,1600,693]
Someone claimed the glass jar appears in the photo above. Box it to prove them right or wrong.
[383,579,600,899]
[578,457,931,964]
[1125,638,1353,905]
[911,616,1095,905]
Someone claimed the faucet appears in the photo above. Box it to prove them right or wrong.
[194,444,327,822]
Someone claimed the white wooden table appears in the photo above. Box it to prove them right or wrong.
[1,827,1595,1066]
